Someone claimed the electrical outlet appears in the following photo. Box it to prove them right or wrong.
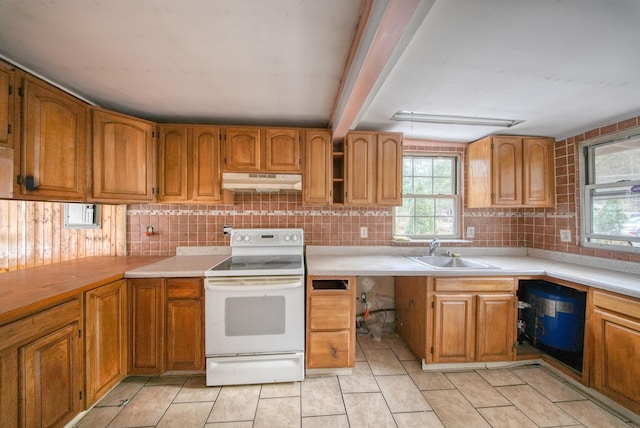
[466,226,475,238]
[560,229,571,242]
[360,293,367,302]
[360,226,368,238]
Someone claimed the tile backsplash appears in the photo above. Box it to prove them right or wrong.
[127,196,394,255]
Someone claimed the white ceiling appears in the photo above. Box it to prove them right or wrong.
[1,0,640,142]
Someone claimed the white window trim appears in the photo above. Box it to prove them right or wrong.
[580,127,640,253]
[393,152,462,240]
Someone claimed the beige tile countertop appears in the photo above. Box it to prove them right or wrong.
[305,246,640,299]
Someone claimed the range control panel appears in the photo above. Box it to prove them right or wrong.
[230,228,303,247]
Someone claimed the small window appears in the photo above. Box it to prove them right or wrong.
[393,154,460,239]
[583,136,640,250]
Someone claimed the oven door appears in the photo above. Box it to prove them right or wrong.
[204,275,304,356]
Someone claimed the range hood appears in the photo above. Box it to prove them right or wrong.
[221,172,302,193]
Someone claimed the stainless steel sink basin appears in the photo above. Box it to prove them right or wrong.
[406,256,498,269]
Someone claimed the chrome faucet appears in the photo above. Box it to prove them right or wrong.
[429,239,440,256]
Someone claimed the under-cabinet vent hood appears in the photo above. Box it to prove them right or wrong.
[221,172,302,193]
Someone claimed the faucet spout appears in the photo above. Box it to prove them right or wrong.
[429,239,440,256]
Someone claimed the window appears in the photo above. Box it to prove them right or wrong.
[394,154,460,239]
[583,136,640,250]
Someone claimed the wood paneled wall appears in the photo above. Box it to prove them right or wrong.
[0,200,126,272]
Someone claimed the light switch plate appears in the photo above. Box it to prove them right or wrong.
[560,229,571,242]
[360,226,368,238]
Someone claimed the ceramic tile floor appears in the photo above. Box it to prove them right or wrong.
[75,333,639,428]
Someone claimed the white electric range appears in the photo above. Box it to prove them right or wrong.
[204,228,305,386]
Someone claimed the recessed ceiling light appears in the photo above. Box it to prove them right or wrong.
[391,111,525,128]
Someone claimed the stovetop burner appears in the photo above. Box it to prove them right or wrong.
[209,255,303,272]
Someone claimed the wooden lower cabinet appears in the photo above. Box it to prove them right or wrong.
[129,278,165,375]
[0,298,83,428]
[395,277,427,360]
[428,277,516,364]
[306,276,355,369]
[590,290,640,414]
[128,277,205,374]
[85,279,127,406]
[166,278,204,371]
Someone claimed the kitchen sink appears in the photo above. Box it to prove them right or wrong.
[406,255,498,269]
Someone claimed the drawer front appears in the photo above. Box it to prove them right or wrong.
[167,278,202,299]
[593,290,640,319]
[309,294,351,331]
[0,298,82,351]
[307,331,351,368]
[434,277,515,292]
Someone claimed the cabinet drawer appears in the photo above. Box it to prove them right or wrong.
[309,294,351,330]
[434,277,515,292]
[167,278,202,299]
[307,331,351,368]
[0,298,82,351]
[593,290,640,319]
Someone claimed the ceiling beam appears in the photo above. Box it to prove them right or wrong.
[329,0,424,142]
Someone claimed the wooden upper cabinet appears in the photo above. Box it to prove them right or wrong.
[191,126,224,202]
[92,109,155,202]
[345,132,375,205]
[522,137,555,206]
[158,125,226,203]
[264,128,301,172]
[466,135,555,208]
[158,125,188,202]
[223,126,301,173]
[492,136,523,206]
[303,129,332,205]
[0,60,14,148]
[223,127,261,172]
[376,132,403,206]
[18,74,88,200]
[344,131,403,206]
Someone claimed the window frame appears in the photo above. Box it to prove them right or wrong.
[581,130,640,253]
[393,152,462,240]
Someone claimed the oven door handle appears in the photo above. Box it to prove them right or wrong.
[205,280,303,292]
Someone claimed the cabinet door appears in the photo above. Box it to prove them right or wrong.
[223,127,261,172]
[265,128,301,172]
[592,307,640,413]
[432,294,475,362]
[20,76,87,200]
[345,132,375,205]
[21,322,83,428]
[129,278,165,375]
[395,277,426,359]
[158,125,188,202]
[491,136,522,206]
[303,129,332,205]
[166,278,204,371]
[92,110,155,202]
[476,294,515,361]
[191,126,223,202]
[376,132,403,206]
[85,280,127,406]
[0,60,14,148]
[523,137,555,207]
[0,348,19,428]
